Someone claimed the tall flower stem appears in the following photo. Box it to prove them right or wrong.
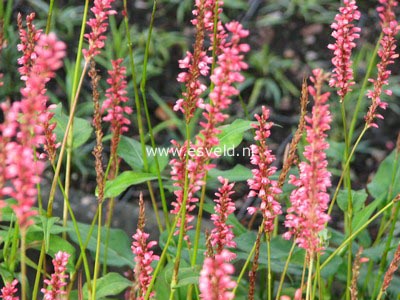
[321,198,396,270]
[170,124,192,300]
[36,165,93,299]
[371,139,400,298]
[328,126,368,215]
[60,0,90,235]
[122,0,168,232]
[140,0,170,232]
[306,257,314,300]
[144,214,181,300]
[91,203,102,300]
[340,101,353,300]
[47,60,89,217]
[275,242,296,300]
[232,223,264,295]
[348,36,381,142]
[45,0,55,34]
[191,170,208,267]
[47,0,89,216]
[20,227,27,300]
[267,237,272,300]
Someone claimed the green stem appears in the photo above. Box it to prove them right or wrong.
[2,0,13,38]
[20,227,27,300]
[233,223,265,295]
[340,101,353,300]
[328,126,368,216]
[67,208,99,295]
[45,0,55,34]
[170,124,192,299]
[139,0,170,232]
[144,215,180,300]
[371,147,400,298]
[267,237,272,300]
[275,242,296,300]
[37,164,93,299]
[348,35,381,143]
[47,60,88,217]
[63,130,73,240]
[186,173,208,300]
[32,245,45,300]
[123,0,166,233]
[306,256,314,300]
[191,171,208,267]
[9,218,19,273]
[91,202,103,300]
[321,199,396,270]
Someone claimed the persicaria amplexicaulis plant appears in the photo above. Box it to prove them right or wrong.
[1,0,400,300]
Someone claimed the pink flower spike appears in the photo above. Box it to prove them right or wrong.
[1,279,19,300]
[328,0,361,101]
[199,250,236,300]
[2,33,66,227]
[131,224,159,299]
[102,59,132,135]
[284,69,332,255]
[365,0,399,128]
[41,251,70,300]
[210,177,236,259]
[170,20,249,239]
[247,106,282,234]
[17,13,42,81]
[83,0,116,59]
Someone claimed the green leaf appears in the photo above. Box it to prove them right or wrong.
[52,103,93,149]
[156,261,174,299]
[67,221,134,268]
[367,150,400,199]
[175,266,200,288]
[25,231,76,271]
[118,136,169,173]
[79,272,132,299]
[352,195,385,232]
[117,136,145,171]
[104,171,157,198]
[208,165,252,182]
[214,119,256,152]
[320,252,342,278]
[337,189,368,213]
[39,216,59,253]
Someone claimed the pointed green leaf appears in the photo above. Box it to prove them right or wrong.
[105,171,157,198]
[52,104,93,149]
[367,150,400,199]
[214,119,256,152]
[67,221,134,268]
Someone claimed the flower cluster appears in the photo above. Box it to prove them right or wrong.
[131,229,159,300]
[102,58,132,166]
[131,196,159,300]
[365,0,399,128]
[199,250,236,300]
[103,59,132,135]
[17,13,42,81]
[328,0,361,100]
[170,19,250,238]
[247,106,282,234]
[0,279,19,300]
[284,69,332,255]
[174,0,217,121]
[0,33,66,227]
[210,177,236,259]
[83,0,116,59]
[41,251,70,300]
